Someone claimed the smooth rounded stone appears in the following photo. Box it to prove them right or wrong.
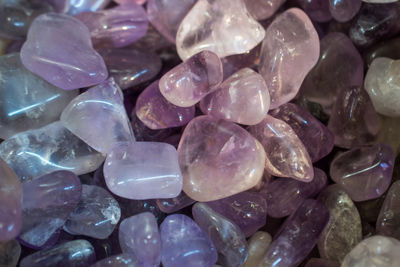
[64,0,110,15]
[342,235,400,267]
[0,121,105,181]
[160,214,218,267]
[116,0,146,4]
[91,254,139,267]
[159,50,223,108]
[244,0,286,20]
[192,203,248,267]
[178,115,266,202]
[328,86,380,148]
[135,80,195,130]
[377,115,400,153]
[98,48,161,90]
[317,185,362,263]
[259,8,319,109]
[20,13,108,90]
[242,231,272,267]
[104,142,182,199]
[248,115,314,181]
[130,113,175,142]
[147,0,196,43]
[376,180,400,239]
[20,239,95,267]
[364,37,400,68]
[365,57,400,117]
[298,0,332,22]
[265,168,327,218]
[61,78,134,154]
[300,32,364,114]
[19,171,81,248]
[200,68,270,125]
[363,0,399,2]
[330,143,395,202]
[206,191,267,237]
[305,258,340,267]
[260,199,330,267]
[0,240,21,267]
[270,103,334,162]
[156,191,196,213]
[0,158,21,242]
[176,0,265,60]
[64,185,120,239]
[119,212,161,267]
[0,53,78,139]
[328,0,361,22]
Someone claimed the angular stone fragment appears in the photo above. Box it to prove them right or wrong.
[244,0,286,20]
[0,239,21,267]
[242,231,272,267]
[298,0,332,22]
[328,0,361,22]
[376,180,400,239]
[91,253,139,267]
[156,192,196,213]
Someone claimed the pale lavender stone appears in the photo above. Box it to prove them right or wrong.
[160,214,218,267]
[119,212,161,267]
[244,0,286,20]
[329,0,361,22]
[156,191,196,213]
[104,142,182,199]
[60,78,134,154]
[20,13,108,90]
[91,254,139,267]
[67,0,110,15]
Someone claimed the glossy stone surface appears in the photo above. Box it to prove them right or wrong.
[91,254,139,267]
[342,235,400,267]
[329,0,361,22]
[136,80,195,129]
[298,0,332,22]
[0,121,105,181]
[249,115,314,181]
[260,199,330,267]
[364,37,400,67]
[0,53,77,139]
[61,78,134,154]
[178,116,266,202]
[104,142,182,199]
[176,0,265,60]
[317,185,362,262]
[116,0,146,4]
[330,143,395,201]
[244,0,286,20]
[270,103,334,162]
[147,0,196,43]
[242,231,272,267]
[377,115,400,154]
[200,68,270,125]
[156,192,196,214]
[67,0,110,15]
[160,51,223,107]
[20,239,96,267]
[76,3,148,48]
[0,239,21,267]
[119,212,161,267]
[259,8,319,109]
[64,185,120,239]
[160,214,218,267]
[376,180,400,239]
[300,32,363,114]
[265,168,327,218]
[20,13,108,90]
[0,158,21,241]
[192,203,248,267]
[19,171,81,248]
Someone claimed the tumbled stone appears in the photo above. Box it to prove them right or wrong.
[298,0,332,22]
[19,171,81,248]
[130,113,174,142]
[20,13,108,90]
[377,115,400,153]
[342,235,400,267]
[0,240,21,267]
[260,199,330,267]
[270,103,334,162]
[116,0,146,4]
[136,80,195,129]
[20,239,95,267]
[200,68,270,125]
[104,142,182,199]
[364,37,400,67]
[242,231,272,267]
[0,53,77,139]
[156,192,196,213]
[178,116,266,201]
[376,180,400,239]
[160,214,217,267]
[159,51,223,107]
[0,158,21,242]
[265,168,327,218]
[330,143,395,201]
[119,212,161,267]
[248,115,314,181]
[176,0,265,60]
[244,0,285,20]
[305,258,340,267]
[329,0,361,22]
[192,203,248,267]
[259,8,319,109]
[0,38,9,55]
[61,78,134,154]
[91,253,139,267]
[66,0,110,15]
[363,0,398,2]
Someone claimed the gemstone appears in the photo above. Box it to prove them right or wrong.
[116,0,146,4]
[364,37,400,67]
[377,115,400,154]
[156,191,196,214]
[376,180,400,239]
[328,0,361,22]
[305,258,340,267]
[0,239,21,267]
[91,253,139,267]
[244,0,286,20]
[242,231,272,267]
[66,0,110,15]
[298,0,332,22]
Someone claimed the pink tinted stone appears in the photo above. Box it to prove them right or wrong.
[298,0,332,22]
[104,142,183,200]
[176,0,265,60]
[259,8,320,109]
[116,0,146,4]
[244,0,286,20]
[329,0,361,22]
[136,80,195,130]
[60,78,134,154]
[376,180,400,238]
[20,13,108,90]
[156,191,196,213]
[159,50,223,107]
[76,3,148,48]
[178,116,266,202]
[330,143,395,201]
[200,68,270,125]
[248,115,314,181]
